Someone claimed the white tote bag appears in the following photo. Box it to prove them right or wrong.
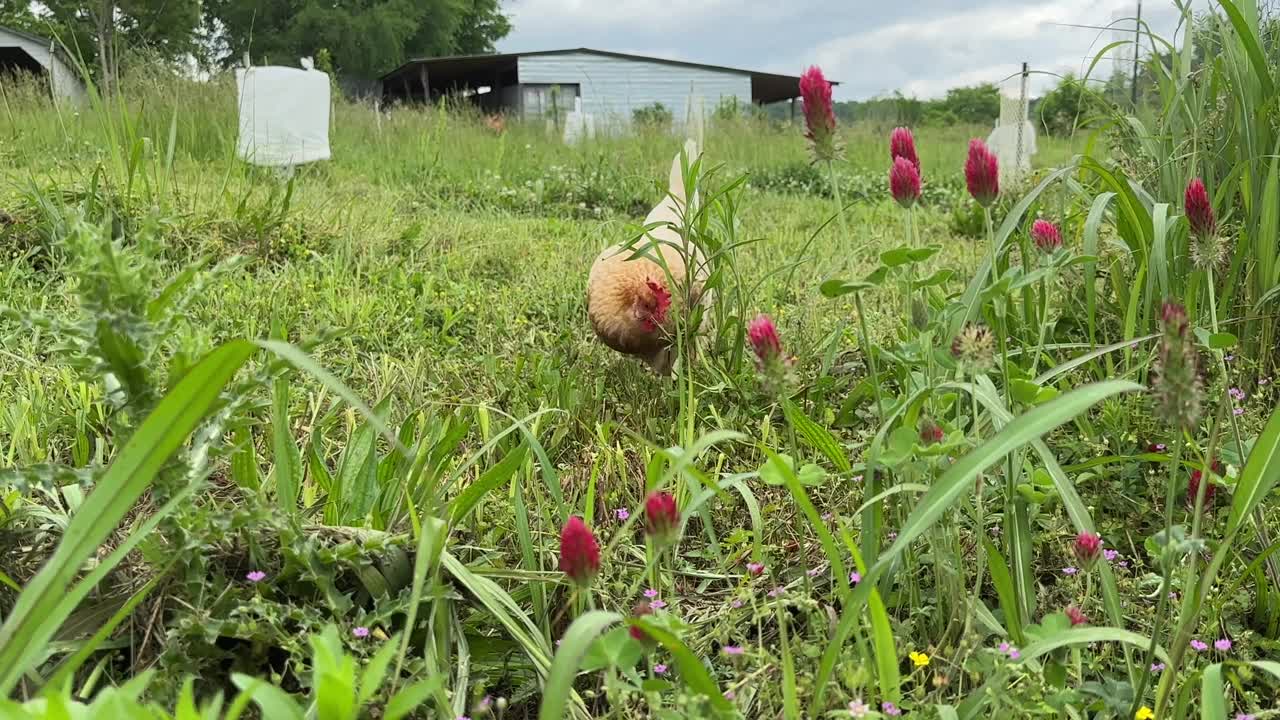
[236,61,332,167]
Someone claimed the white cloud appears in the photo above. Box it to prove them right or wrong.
[497,0,1217,100]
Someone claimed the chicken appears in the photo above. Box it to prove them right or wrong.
[587,139,708,375]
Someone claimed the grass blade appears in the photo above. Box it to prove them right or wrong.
[272,373,301,515]
[1216,0,1277,97]
[811,379,1142,711]
[1226,401,1280,535]
[1019,627,1168,664]
[0,341,258,694]
[630,619,735,717]
[538,611,623,720]
[1200,664,1226,720]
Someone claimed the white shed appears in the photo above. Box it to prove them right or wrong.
[0,26,86,105]
[380,49,832,128]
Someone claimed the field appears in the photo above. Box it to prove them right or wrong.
[2,14,1280,719]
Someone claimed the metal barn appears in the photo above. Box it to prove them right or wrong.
[0,26,86,105]
[380,49,826,125]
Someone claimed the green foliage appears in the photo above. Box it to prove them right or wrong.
[200,0,510,80]
[2,5,1280,718]
[631,102,674,130]
[1036,74,1106,136]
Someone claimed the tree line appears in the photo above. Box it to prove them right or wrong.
[0,0,511,90]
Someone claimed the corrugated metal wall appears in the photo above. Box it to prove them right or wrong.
[517,52,749,126]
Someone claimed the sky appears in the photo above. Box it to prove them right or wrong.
[497,0,1210,100]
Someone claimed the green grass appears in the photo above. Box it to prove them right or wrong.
[0,40,1278,719]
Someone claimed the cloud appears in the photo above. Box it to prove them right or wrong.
[497,0,1210,100]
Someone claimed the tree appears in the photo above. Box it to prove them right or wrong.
[1,0,201,91]
[1036,74,1107,136]
[935,83,1000,126]
[202,0,512,81]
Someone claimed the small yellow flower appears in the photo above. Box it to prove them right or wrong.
[909,651,930,668]
[1135,707,1155,720]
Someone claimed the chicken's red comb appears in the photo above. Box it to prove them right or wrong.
[646,279,672,324]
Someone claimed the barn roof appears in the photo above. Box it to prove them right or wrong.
[380,48,837,105]
[0,24,77,67]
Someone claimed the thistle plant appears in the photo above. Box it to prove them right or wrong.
[1132,299,1201,714]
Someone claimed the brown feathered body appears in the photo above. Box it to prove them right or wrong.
[587,140,709,374]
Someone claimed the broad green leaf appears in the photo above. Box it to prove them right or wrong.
[1207,332,1238,350]
[538,611,622,720]
[782,399,851,472]
[580,626,643,673]
[449,444,529,525]
[913,268,955,289]
[1010,379,1042,406]
[820,278,876,297]
[881,245,940,267]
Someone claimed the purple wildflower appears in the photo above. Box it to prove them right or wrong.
[1151,662,1165,672]
[353,626,370,638]
[246,570,266,583]
[807,567,823,578]
[649,600,667,609]
[615,508,630,521]
[723,645,745,656]
[1229,387,1245,400]
[1104,549,1119,562]
[767,586,786,598]
[1234,407,1245,416]
[1191,639,1208,651]
[653,663,668,675]
[644,588,659,599]
[849,571,862,584]
[1215,638,1232,652]
[1062,566,1079,576]
[883,701,903,716]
